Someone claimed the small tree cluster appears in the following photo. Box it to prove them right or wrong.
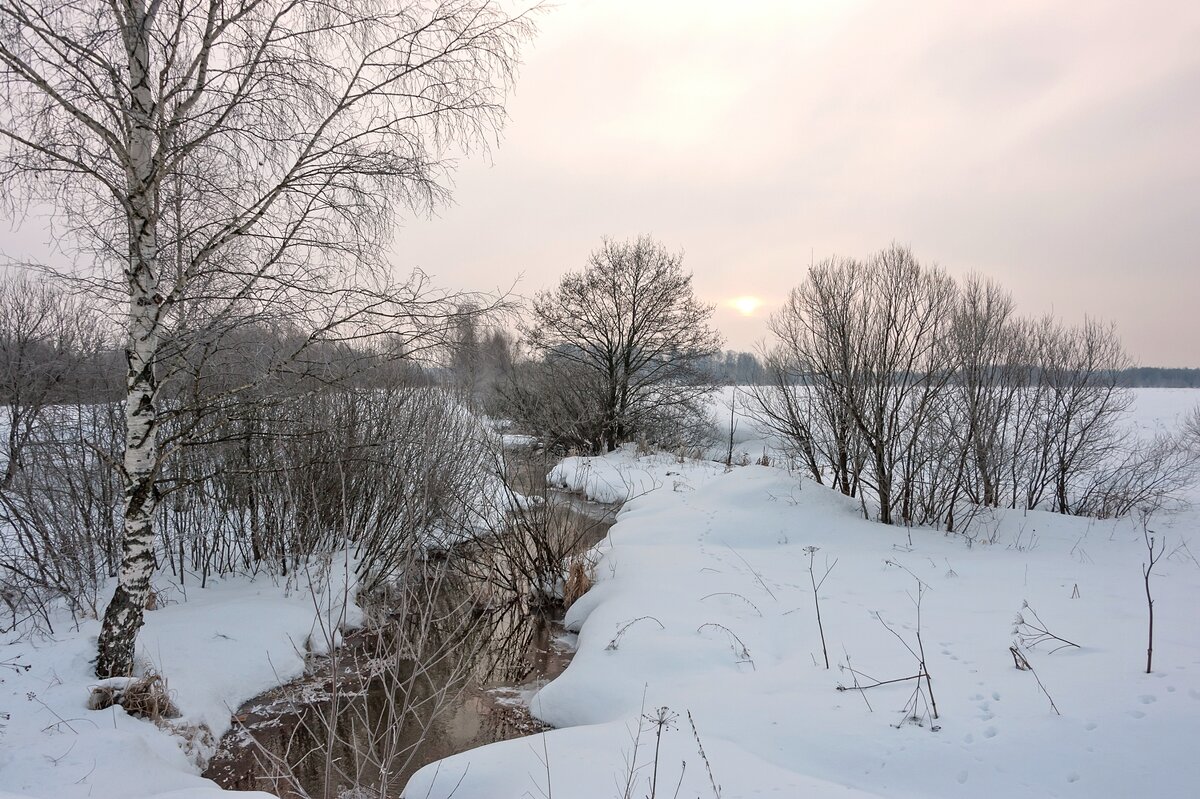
[748,245,1196,529]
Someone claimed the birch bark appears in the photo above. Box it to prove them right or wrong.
[96,0,161,678]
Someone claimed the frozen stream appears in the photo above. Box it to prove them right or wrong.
[203,477,618,798]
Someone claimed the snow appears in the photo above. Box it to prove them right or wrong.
[0,555,359,799]
[706,385,784,464]
[1124,386,1199,434]
[500,433,539,448]
[548,445,727,504]
[405,391,1200,799]
[2,390,1198,799]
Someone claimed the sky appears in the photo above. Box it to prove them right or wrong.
[2,1,1197,366]
[387,0,1200,366]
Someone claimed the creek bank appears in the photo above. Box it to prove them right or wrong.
[203,485,619,797]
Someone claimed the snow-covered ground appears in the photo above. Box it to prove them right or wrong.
[1,390,1197,799]
[406,390,1200,799]
[548,448,726,505]
[0,557,359,799]
[706,384,781,464]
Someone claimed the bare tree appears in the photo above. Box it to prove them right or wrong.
[759,246,957,525]
[1024,317,1131,514]
[743,347,856,489]
[1,0,535,677]
[0,274,113,488]
[498,353,610,454]
[1184,405,1200,450]
[0,276,123,629]
[1071,430,1199,518]
[942,276,1023,508]
[754,247,1166,531]
[522,235,722,454]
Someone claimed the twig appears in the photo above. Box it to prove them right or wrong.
[607,616,665,651]
[805,546,836,669]
[699,593,763,617]
[839,584,938,727]
[1010,645,1061,715]
[687,711,721,799]
[721,543,777,601]
[1013,601,1080,654]
[883,559,931,592]
[840,645,872,711]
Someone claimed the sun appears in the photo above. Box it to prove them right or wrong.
[730,296,763,316]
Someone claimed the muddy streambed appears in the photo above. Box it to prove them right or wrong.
[203,486,617,798]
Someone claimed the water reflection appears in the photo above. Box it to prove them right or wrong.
[204,490,615,798]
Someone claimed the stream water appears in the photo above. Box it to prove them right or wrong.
[203,479,617,798]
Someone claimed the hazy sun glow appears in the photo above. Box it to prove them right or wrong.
[730,296,763,316]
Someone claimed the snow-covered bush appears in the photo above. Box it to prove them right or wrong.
[0,402,124,630]
[156,381,508,594]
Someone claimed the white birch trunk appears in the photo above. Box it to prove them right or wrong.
[96,0,162,678]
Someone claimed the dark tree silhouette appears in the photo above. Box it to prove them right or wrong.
[524,236,721,454]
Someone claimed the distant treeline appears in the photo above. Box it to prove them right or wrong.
[1117,367,1200,388]
[697,351,768,385]
[698,352,1200,389]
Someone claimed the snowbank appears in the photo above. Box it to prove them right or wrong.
[706,384,785,464]
[0,556,359,799]
[547,444,726,505]
[407,458,1200,798]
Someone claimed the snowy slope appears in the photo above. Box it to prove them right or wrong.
[406,451,1200,798]
[0,559,358,799]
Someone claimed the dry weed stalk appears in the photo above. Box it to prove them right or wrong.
[607,616,665,651]
[696,623,754,670]
[1142,520,1165,674]
[1012,601,1080,653]
[804,546,837,669]
[563,557,594,610]
[1008,644,1062,715]
[836,584,939,730]
[687,710,721,799]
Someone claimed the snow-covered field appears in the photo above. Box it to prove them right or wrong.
[1,390,1197,799]
[406,389,1200,799]
[709,385,1200,468]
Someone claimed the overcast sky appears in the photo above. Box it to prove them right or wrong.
[2,1,1196,365]
[389,0,1200,366]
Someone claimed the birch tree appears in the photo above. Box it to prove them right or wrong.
[0,0,534,677]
